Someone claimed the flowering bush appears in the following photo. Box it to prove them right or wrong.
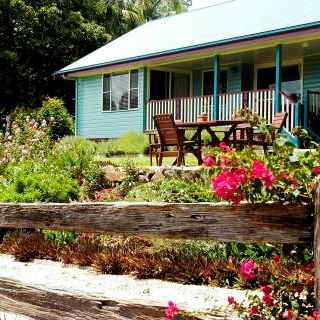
[228,258,318,319]
[0,115,52,169]
[165,301,179,320]
[204,141,319,204]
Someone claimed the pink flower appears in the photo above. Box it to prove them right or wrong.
[248,304,259,316]
[262,294,274,307]
[204,156,215,168]
[251,161,276,187]
[165,301,179,320]
[312,310,320,319]
[304,261,315,273]
[283,309,294,319]
[272,255,280,263]
[261,285,272,295]
[211,170,245,203]
[240,259,256,281]
[291,179,298,188]
[313,166,320,176]
[219,141,231,153]
[228,296,235,304]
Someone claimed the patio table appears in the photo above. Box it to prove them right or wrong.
[176,119,246,164]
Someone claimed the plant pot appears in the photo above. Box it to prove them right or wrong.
[197,114,208,122]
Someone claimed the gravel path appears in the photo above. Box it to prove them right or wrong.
[0,254,246,319]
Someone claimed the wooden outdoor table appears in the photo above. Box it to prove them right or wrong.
[176,120,246,164]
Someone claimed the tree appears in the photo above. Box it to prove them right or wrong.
[0,0,191,113]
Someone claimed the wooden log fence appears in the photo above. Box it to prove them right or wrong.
[0,184,319,318]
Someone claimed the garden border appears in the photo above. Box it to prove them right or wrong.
[0,186,319,317]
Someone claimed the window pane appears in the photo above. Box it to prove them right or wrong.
[111,73,129,110]
[203,71,228,95]
[130,88,138,109]
[103,75,110,92]
[130,70,138,89]
[103,92,110,111]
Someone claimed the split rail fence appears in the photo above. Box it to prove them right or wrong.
[0,183,319,319]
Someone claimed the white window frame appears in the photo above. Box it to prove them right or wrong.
[102,70,139,112]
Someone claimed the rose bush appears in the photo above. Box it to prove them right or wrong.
[203,140,320,204]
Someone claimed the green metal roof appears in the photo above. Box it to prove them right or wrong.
[57,0,320,75]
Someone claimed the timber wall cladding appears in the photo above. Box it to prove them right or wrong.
[0,197,318,318]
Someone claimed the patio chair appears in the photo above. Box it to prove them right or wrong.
[251,112,288,151]
[229,120,253,150]
[153,114,200,166]
[147,131,160,166]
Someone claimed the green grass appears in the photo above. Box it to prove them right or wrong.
[97,153,200,167]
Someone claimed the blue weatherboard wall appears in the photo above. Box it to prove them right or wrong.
[303,55,320,95]
[193,70,202,96]
[76,69,145,138]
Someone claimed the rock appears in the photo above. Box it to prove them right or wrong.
[103,165,125,183]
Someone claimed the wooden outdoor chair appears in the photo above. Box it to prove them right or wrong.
[146,131,160,166]
[229,120,253,150]
[153,114,200,166]
[251,112,288,151]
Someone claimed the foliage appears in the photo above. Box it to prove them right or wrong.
[229,258,317,319]
[0,0,190,111]
[114,159,141,197]
[0,160,79,203]
[126,175,217,203]
[204,141,319,204]
[97,131,149,156]
[0,114,52,172]
[42,230,77,248]
[51,136,107,198]
[37,97,74,140]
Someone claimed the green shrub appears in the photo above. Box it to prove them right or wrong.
[52,136,107,198]
[126,176,217,203]
[43,230,77,248]
[97,131,148,156]
[37,97,74,140]
[0,160,79,203]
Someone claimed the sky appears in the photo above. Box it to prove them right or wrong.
[190,0,222,10]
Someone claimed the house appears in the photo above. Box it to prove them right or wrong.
[56,0,320,141]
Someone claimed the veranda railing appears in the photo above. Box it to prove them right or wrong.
[146,89,298,133]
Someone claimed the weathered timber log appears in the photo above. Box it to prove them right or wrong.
[314,182,320,310]
[0,202,313,243]
[0,277,238,320]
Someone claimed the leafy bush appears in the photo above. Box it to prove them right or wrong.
[37,97,74,140]
[51,136,107,198]
[43,230,77,248]
[0,160,79,203]
[0,115,52,173]
[126,175,216,203]
[97,131,148,156]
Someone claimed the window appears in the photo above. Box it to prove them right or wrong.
[102,70,138,111]
[203,71,228,95]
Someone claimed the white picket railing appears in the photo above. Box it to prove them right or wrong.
[146,89,297,132]
[308,91,320,117]
[146,95,213,131]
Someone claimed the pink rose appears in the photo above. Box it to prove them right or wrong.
[313,166,320,176]
[204,156,215,168]
[248,304,259,316]
[240,259,256,281]
[228,296,235,304]
[261,285,272,295]
[262,294,274,307]
[272,255,280,263]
